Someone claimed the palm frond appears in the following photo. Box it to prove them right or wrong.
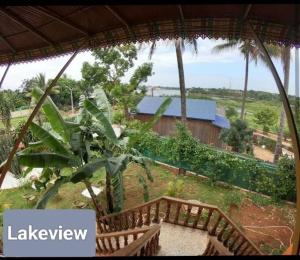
[148,41,156,60]
[211,40,239,54]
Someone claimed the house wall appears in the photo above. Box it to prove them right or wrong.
[134,114,225,148]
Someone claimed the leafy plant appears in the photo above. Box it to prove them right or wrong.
[219,119,253,154]
[165,179,184,197]
[17,86,171,214]
[254,108,277,133]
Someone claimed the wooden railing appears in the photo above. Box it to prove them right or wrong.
[98,196,262,255]
[203,237,233,255]
[110,225,160,256]
[96,225,160,256]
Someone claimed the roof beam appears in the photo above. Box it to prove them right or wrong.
[28,6,90,36]
[104,5,130,30]
[178,5,185,22]
[242,4,252,20]
[0,7,54,45]
[0,34,15,53]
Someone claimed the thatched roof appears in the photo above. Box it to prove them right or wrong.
[0,4,299,65]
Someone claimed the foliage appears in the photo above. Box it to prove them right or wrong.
[254,108,277,133]
[17,86,170,213]
[81,44,153,120]
[0,134,22,176]
[219,119,253,154]
[225,106,238,122]
[165,179,184,197]
[135,123,296,202]
[0,91,13,131]
[223,191,244,210]
[249,193,273,207]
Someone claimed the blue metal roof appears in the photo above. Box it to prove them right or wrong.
[212,114,230,129]
[136,96,217,121]
[135,96,230,129]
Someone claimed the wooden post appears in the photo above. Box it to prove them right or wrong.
[0,62,11,89]
[248,21,300,254]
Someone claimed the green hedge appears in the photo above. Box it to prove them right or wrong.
[135,123,296,202]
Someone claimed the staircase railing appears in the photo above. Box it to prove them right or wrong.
[110,225,161,256]
[98,196,262,255]
[96,225,160,256]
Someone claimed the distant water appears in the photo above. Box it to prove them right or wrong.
[146,88,182,97]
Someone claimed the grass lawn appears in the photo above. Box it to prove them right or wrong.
[0,162,296,255]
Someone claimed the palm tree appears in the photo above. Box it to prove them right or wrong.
[147,38,198,125]
[212,40,280,120]
[25,73,60,125]
[274,46,291,163]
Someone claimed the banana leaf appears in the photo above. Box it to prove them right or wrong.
[31,87,70,142]
[93,86,113,123]
[35,177,68,209]
[70,158,107,183]
[84,99,118,144]
[17,153,78,168]
[141,97,172,132]
[111,171,124,212]
[106,154,129,177]
[29,122,70,155]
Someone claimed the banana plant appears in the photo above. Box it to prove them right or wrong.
[17,85,171,213]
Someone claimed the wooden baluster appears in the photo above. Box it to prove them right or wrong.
[140,246,145,256]
[228,234,240,252]
[115,236,120,250]
[217,221,229,241]
[96,238,102,254]
[131,211,136,229]
[193,207,203,228]
[107,237,114,253]
[174,202,181,224]
[124,213,129,230]
[102,219,108,233]
[234,238,246,255]
[164,201,171,223]
[238,244,250,255]
[124,234,128,246]
[209,214,223,235]
[97,221,104,233]
[133,233,138,240]
[184,205,192,226]
[100,237,108,253]
[223,228,235,247]
[203,209,213,231]
[137,208,143,227]
[145,205,151,225]
[153,201,160,223]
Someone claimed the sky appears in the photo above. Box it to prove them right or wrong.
[0,38,298,95]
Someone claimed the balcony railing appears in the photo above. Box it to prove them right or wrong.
[97,196,262,255]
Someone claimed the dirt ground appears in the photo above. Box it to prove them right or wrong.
[253,145,275,162]
[229,198,296,254]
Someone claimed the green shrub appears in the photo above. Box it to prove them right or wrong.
[224,191,244,210]
[165,179,184,197]
[135,123,296,202]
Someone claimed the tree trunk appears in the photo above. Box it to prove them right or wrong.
[106,172,114,213]
[240,52,249,120]
[175,38,187,124]
[84,180,106,217]
[274,47,291,163]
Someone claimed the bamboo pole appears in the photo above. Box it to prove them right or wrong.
[248,21,300,255]
[0,43,85,188]
[0,62,11,89]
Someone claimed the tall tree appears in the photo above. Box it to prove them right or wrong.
[274,46,291,163]
[81,44,153,120]
[212,40,280,119]
[147,38,198,125]
[0,92,12,132]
